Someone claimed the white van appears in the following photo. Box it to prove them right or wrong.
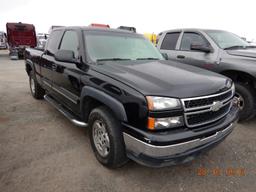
[0,31,7,49]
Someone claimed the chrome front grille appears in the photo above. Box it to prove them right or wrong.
[184,91,232,109]
[181,89,233,128]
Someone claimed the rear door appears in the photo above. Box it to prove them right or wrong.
[158,31,181,62]
[40,30,64,91]
[175,31,218,70]
[49,30,82,114]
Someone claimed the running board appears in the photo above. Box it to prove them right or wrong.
[44,95,88,127]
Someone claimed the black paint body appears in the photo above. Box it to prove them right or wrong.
[25,27,238,149]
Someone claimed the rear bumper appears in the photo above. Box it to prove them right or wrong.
[123,106,238,167]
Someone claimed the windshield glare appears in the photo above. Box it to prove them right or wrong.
[84,32,163,62]
[206,30,249,49]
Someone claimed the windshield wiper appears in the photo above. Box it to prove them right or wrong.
[224,45,247,50]
[136,57,159,60]
[96,58,131,62]
[224,45,256,50]
[245,45,256,49]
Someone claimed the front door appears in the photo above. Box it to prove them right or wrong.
[50,30,82,114]
[175,32,218,71]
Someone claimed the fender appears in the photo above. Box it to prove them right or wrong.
[80,86,128,122]
[25,59,35,75]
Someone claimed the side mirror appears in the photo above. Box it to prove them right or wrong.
[161,53,168,60]
[191,44,212,53]
[54,50,76,63]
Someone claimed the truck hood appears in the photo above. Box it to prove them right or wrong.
[227,48,256,58]
[93,60,229,98]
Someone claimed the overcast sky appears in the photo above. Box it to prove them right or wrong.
[0,0,255,41]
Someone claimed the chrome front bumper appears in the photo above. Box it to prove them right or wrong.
[123,122,236,166]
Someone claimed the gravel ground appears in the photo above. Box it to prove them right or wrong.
[0,50,255,192]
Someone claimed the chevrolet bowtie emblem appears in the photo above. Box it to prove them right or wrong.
[211,101,223,112]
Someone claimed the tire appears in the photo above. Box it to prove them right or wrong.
[88,106,128,168]
[29,71,45,99]
[235,83,256,121]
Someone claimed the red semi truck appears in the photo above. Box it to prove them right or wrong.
[6,22,37,59]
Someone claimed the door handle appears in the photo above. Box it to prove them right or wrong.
[52,63,57,71]
[177,55,185,59]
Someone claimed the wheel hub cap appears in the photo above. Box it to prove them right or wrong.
[235,92,244,110]
[92,120,110,157]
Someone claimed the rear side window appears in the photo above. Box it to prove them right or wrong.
[46,30,63,55]
[160,32,180,50]
[59,30,79,58]
[180,32,208,51]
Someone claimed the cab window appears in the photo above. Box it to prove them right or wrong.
[160,32,180,50]
[59,31,79,58]
[180,32,209,51]
[46,30,63,55]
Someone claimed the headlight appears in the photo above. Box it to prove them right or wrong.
[146,96,181,111]
[148,116,184,130]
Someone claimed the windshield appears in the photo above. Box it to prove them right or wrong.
[205,30,250,49]
[84,31,163,62]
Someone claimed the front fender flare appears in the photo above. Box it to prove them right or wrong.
[25,59,35,75]
[80,86,128,122]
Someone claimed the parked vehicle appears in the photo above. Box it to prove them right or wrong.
[0,31,8,49]
[36,33,48,49]
[6,22,36,59]
[157,29,256,121]
[25,26,238,168]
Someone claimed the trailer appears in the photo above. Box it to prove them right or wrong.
[6,22,37,59]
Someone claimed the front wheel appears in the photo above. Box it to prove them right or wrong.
[88,106,128,168]
[235,83,255,121]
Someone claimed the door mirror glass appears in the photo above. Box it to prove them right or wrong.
[190,44,212,53]
[54,50,76,63]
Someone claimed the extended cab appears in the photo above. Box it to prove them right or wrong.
[25,27,238,168]
[157,29,256,121]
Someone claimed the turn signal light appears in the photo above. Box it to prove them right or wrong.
[147,117,155,130]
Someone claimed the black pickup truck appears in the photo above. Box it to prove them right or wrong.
[157,29,256,121]
[25,26,238,168]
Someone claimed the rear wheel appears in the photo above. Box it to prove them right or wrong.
[29,71,45,99]
[234,83,255,121]
[88,106,128,168]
